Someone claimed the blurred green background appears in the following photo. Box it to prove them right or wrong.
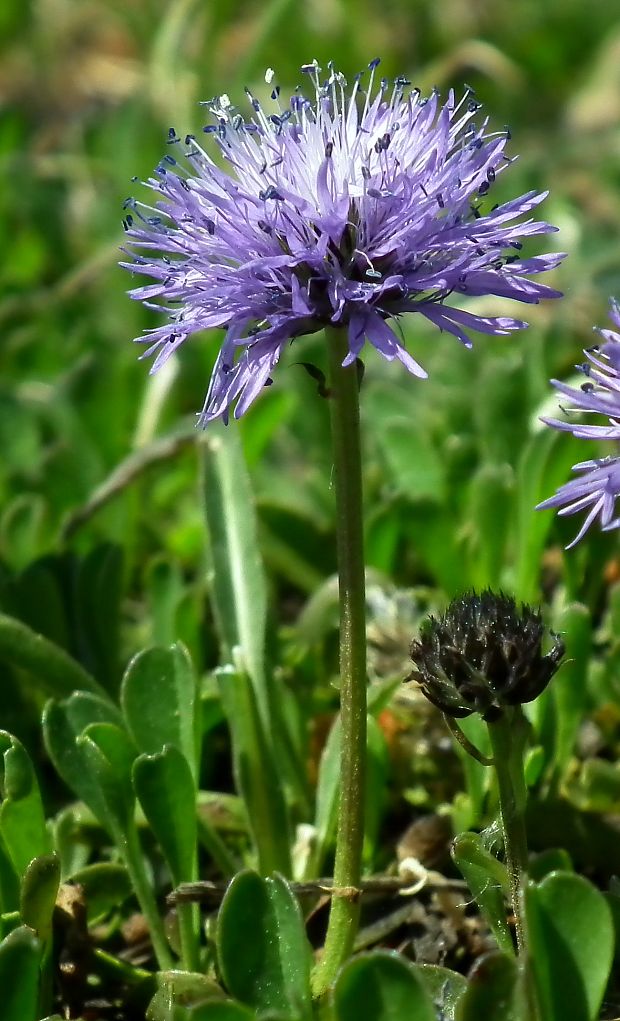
[1,0,620,688]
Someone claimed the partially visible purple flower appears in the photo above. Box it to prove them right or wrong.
[122,59,564,424]
[537,299,620,547]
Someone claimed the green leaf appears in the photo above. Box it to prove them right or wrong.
[0,924,43,1021]
[0,731,51,876]
[175,1005,255,1021]
[465,463,514,589]
[414,964,467,1021]
[455,952,527,1021]
[313,710,391,875]
[528,848,572,883]
[200,426,268,719]
[551,603,591,774]
[77,723,136,832]
[0,839,19,913]
[121,644,199,781]
[514,429,583,602]
[74,543,123,693]
[333,951,436,1021]
[72,724,172,970]
[216,668,291,876]
[145,556,186,648]
[0,911,20,940]
[42,696,121,829]
[0,612,108,701]
[147,970,225,1019]
[379,421,446,502]
[364,716,388,868]
[451,832,513,955]
[524,871,614,1021]
[217,870,312,1019]
[67,862,132,923]
[133,746,197,885]
[19,853,60,943]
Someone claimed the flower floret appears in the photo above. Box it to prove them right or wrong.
[122,59,564,422]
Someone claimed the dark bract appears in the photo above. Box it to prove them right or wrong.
[409,590,565,721]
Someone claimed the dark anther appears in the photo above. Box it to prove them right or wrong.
[325,142,333,158]
[511,241,523,250]
[205,219,215,235]
[487,167,495,182]
[167,127,180,143]
[436,192,445,208]
[259,186,283,201]
[478,181,490,195]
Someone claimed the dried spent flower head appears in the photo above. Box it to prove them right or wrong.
[121,59,564,424]
[408,590,564,721]
[537,299,620,547]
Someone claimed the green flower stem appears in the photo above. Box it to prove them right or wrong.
[177,899,200,973]
[197,813,239,877]
[312,327,368,996]
[122,819,174,970]
[487,707,529,952]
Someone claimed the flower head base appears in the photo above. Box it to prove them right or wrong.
[537,299,620,547]
[122,59,564,424]
[409,590,564,721]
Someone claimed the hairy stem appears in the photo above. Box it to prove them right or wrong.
[312,327,367,995]
[487,707,529,952]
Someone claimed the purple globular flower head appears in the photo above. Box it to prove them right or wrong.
[538,299,620,547]
[121,58,564,424]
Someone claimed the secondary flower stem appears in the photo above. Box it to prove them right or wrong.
[122,820,174,970]
[487,707,529,953]
[312,327,368,996]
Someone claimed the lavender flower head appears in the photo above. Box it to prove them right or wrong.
[122,59,564,424]
[538,300,620,547]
